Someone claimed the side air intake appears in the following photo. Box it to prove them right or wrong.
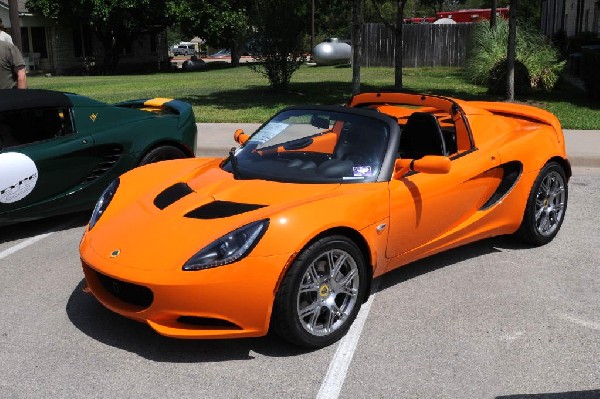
[480,161,523,210]
[82,146,123,183]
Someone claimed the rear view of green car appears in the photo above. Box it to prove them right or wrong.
[0,89,197,225]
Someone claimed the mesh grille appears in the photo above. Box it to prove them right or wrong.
[96,271,153,308]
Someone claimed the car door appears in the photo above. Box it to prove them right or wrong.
[0,107,96,213]
[386,151,501,262]
[385,111,502,266]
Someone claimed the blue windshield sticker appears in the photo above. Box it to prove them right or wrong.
[353,166,372,177]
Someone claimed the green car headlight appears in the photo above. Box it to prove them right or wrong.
[89,178,120,230]
[183,219,269,271]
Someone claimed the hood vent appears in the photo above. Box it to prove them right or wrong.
[154,183,193,210]
[185,201,266,219]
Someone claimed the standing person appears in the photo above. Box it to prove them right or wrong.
[0,40,27,89]
[0,18,13,44]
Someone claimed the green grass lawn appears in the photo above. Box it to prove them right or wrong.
[28,65,600,129]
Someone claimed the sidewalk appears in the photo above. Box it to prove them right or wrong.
[196,123,260,157]
[563,129,600,168]
[196,123,600,168]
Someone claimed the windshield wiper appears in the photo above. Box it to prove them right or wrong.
[228,147,243,180]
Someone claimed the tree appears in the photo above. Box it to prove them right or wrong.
[506,0,518,100]
[490,0,497,28]
[372,0,410,90]
[419,0,445,14]
[312,0,353,43]
[352,0,363,95]
[168,0,250,67]
[249,0,307,91]
[515,0,541,28]
[417,0,468,16]
[8,0,22,51]
[26,0,174,72]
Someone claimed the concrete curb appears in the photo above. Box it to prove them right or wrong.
[196,123,259,158]
[196,123,600,168]
[563,129,600,168]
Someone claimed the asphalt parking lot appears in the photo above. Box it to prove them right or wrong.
[1,167,599,399]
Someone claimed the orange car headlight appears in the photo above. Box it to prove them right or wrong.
[182,219,269,271]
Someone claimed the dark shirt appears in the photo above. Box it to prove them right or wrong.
[0,41,25,89]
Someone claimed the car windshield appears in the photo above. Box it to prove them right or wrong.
[223,109,390,183]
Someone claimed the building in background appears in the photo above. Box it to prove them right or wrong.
[0,0,169,74]
[541,0,600,36]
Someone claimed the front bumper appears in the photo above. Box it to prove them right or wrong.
[80,244,292,339]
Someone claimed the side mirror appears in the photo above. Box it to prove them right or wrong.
[393,155,451,179]
[233,129,249,145]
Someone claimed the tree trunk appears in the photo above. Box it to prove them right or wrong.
[506,0,518,101]
[98,32,120,74]
[8,0,22,51]
[311,0,315,55]
[230,44,241,67]
[490,0,497,29]
[394,0,405,90]
[351,0,363,95]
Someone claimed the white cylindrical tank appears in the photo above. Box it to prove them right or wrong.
[312,38,351,66]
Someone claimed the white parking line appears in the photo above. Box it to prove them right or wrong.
[560,314,600,331]
[316,279,380,399]
[0,231,55,260]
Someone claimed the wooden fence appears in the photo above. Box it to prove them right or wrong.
[362,23,475,68]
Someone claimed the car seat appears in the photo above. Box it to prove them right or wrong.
[399,112,447,159]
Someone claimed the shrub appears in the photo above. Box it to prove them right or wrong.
[466,20,565,93]
[249,0,307,91]
[488,59,531,95]
[551,29,568,60]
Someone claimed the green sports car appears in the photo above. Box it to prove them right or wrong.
[0,89,197,226]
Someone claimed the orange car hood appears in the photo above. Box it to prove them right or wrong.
[85,158,366,272]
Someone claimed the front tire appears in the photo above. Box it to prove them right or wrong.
[515,161,568,246]
[271,235,368,349]
[139,146,187,166]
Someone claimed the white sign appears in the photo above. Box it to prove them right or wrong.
[0,152,39,203]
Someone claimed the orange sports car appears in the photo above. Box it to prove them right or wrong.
[79,92,570,348]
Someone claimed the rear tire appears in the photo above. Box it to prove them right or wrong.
[271,235,368,349]
[515,161,568,246]
[139,146,187,166]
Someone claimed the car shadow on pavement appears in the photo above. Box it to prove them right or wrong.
[66,280,311,362]
[376,235,532,292]
[0,211,90,245]
[66,235,533,362]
